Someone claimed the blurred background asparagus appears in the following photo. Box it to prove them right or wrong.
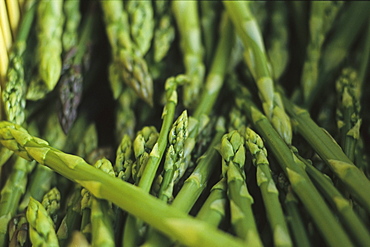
[0,1,370,247]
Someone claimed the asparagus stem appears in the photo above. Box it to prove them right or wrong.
[61,0,81,53]
[172,1,205,108]
[0,121,245,247]
[114,134,134,182]
[223,1,292,145]
[245,128,292,247]
[41,187,60,225]
[282,95,370,214]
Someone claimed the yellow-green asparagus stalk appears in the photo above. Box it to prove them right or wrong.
[172,1,205,108]
[0,121,245,247]
[223,1,292,145]
[245,128,292,247]
[219,130,262,246]
[100,1,153,105]
[27,0,64,101]
[26,197,59,247]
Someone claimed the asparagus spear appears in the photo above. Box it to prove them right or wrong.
[100,0,153,105]
[223,1,293,145]
[0,121,245,247]
[126,0,153,57]
[245,128,292,247]
[61,0,81,53]
[235,89,354,247]
[115,87,137,141]
[2,0,36,125]
[219,130,262,246]
[282,94,370,214]
[172,1,205,108]
[8,213,30,247]
[0,157,34,246]
[41,187,60,225]
[152,0,175,63]
[114,134,134,182]
[26,0,64,101]
[26,197,59,247]
[66,231,89,247]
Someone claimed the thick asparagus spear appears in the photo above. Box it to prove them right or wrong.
[245,128,292,247]
[26,0,64,101]
[172,1,205,108]
[223,1,292,145]
[0,121,245,247]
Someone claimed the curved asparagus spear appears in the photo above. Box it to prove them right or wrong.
[223,1,292,145]
[26,0,64,101]
[245,128,292,247]
[172,1,205,108]
[0,121,245,247]
[26,197,59,247]
[100,1,153,105]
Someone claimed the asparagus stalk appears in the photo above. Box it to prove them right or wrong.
[245,128,292,247]
[8,213,30,247]
[172,1,205,108]
[41,187,60,225]
[66,231,89,247]
[335,68,361,162]
[26,0,64,101]
[0,121,245,247]
[282,95,370,214]
[2,0,36,125]
[219,130,262,246]
[61,0,81,53]
[100,0,153,105]
[223,1,292,145]
[236,89,354,247]
[115,87,137,141]
[0,157,34,246]
[126,0,153,57]
[26,197,59,247]
[301,1,343,103]
[114,134,134,182]
[297,154,370,246]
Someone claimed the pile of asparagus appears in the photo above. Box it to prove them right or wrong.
[1,1,370,247]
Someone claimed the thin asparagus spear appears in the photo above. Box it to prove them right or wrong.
[41,187,60,225]
[220,130,262,246]
[245,128,292,247]
[114,134,134,182]
[0,0,12,53]
[126,0,153,57]
[80,186,91,242]
[282,94,370,214]
[26,197,59,247]
[26,0,64,101]
[152,0,175,63]
[90,158,115,247]
[236,89,354,247]
[284,188,311,247]
[0,121,245,247]
[100,1,153,105]
[223,1,292,145]
[8,213,30,247]
[0,157,34,246]
[301,1,343,103]
[5,0,20,39]
[2,0,36,125]
[172,1,205,108]
[335,68,361,163]
[141,119,225,247]
[61,0,81,53]
[115,87,137,141]
[297,154,370,246]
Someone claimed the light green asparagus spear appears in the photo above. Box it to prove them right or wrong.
[66,231,89,247]
[172,1,205,108]
[80,187,92,242]
[267,1,289,81]
[236,89,354,247]
[41,187,60,224]
[219,130,262,246]
[245,128,292,247]
[26,0,64,101]
[282,94,370,214]
[223,1,292,145]
[2,0,36,125]
[0,121,245,247]
[90,158,115,247]
[335,68,361,162]
[0,157,34,246]
[126,0,153,57]
[115,134,134,182]
[153,1,175,63]
[26,197,59,247]
[62,0,81,53]
[100,1,153,105]
[141,119,225,247]
[301,1,343,103]
[296,154,370,246]
[115,87,137,141]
